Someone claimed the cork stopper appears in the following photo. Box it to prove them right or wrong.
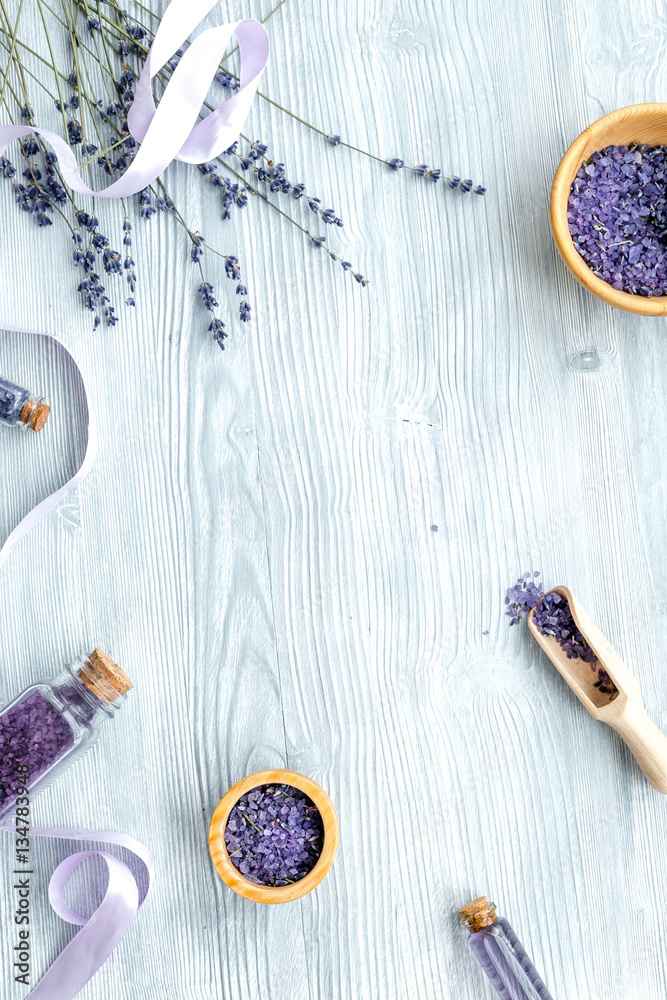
[20,400,50,432]
[78,648,132,703]
[459,896,497,933]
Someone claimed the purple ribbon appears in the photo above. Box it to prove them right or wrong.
[0,0,269,198]
[0,823,153,1000]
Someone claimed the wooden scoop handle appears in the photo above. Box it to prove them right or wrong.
[605,696,667,794]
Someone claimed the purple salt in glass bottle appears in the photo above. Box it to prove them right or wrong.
[0,649,131,821]
[459,897,555,1000]
[0,376,50,432]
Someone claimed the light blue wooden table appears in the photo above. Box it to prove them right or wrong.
[1,1,667,997]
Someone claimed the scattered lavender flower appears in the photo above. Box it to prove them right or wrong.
[505,573,617,696]
[224,783,324,886]
[430,524,438,532]
[568,143,667,296]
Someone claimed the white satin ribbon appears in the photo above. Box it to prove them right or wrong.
[0,0,269,198]
[0,322,96,569]
[0,822,154,1000]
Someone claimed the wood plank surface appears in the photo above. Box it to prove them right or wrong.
[1,1,667,998]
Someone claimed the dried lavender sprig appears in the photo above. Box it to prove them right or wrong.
[217,153,368,287]
[0,0,27,112]
[53,7,366,289]
[94,0,287,66]
[0,34,138,325]
[197,160,248,220]
[0,31,133,326]
[195,271,227,350]
[57,1,109,178]
[0,14,198,334]
[257,98,486,194]
[0,75,71,229]
[189,232,250,335]
[71,208,122,327]
[0,0,363,341]
[386,157,485,195]
[233,136,345,228]
[88,21,353,258]
[91,0,485,200]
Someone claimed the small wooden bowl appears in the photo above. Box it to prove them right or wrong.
[208,769,339,904]
[550,103,667,315]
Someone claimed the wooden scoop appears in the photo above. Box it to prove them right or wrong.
[528,586,667,793]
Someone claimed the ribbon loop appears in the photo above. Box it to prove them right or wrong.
[0,0,269,198]
[0,823,154,1000]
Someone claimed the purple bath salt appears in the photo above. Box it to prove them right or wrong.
[225,784,324,886]
[0,650,132,821]
[0,690,75,806]
[0,377,30,425]
[568,143,667,296]
[506,573,617,696]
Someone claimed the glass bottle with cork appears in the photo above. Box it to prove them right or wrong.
[459,896,555,1000]
[0,376,50,432]
[0,649,131,821]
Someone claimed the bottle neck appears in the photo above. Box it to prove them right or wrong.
[459,897,498,933]
[50,657,127,728]
[19,396,50,432]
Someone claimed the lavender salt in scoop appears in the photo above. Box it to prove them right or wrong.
[0,376,50,431]
[568,143,667,296]
[506,573,617,696]
[224,784,324,886]
[0,649,131,821]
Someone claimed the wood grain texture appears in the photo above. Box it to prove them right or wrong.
[1,0,667,998]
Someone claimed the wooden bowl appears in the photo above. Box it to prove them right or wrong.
[550,103,667,315]
[208,769,339,904]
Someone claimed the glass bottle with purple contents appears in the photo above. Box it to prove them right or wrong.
[459,897,555,1000]
[0,376,50,432]
[0,649,131,821]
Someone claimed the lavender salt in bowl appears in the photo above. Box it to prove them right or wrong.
[551,103,667,314]
[208,769,339,903]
